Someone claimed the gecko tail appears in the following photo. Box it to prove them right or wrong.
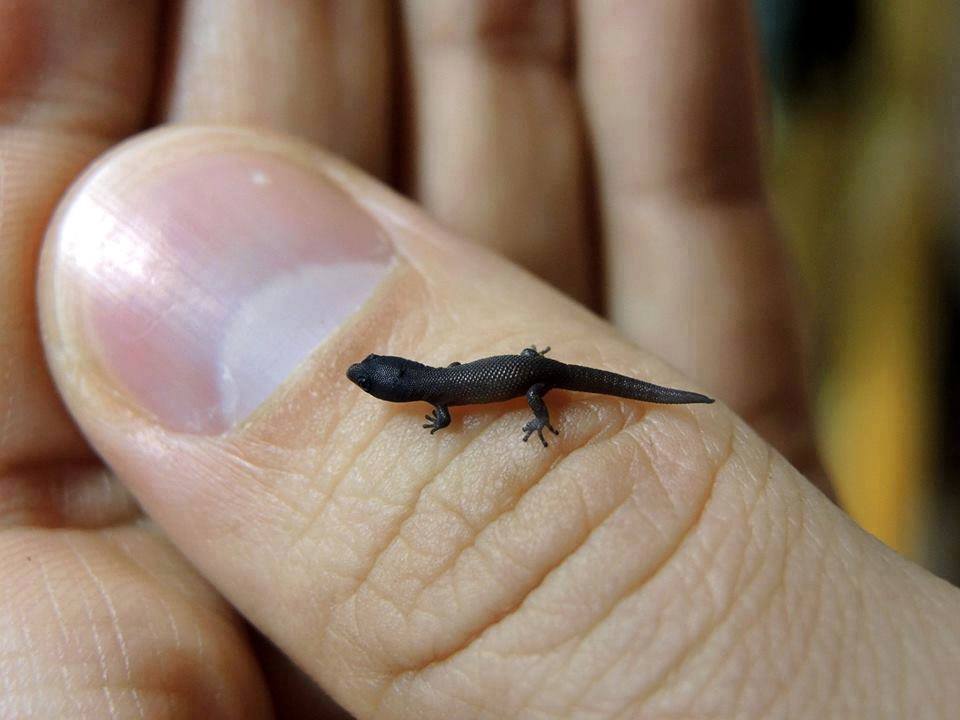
[561,365,715,405]
[634,386,715,405]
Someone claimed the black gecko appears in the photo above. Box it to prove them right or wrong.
[346,346,714,447]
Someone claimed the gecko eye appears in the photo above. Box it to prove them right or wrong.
[356,376,371,389]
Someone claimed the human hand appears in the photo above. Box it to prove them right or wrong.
[3,2,959,718]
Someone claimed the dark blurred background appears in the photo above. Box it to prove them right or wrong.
[753,0,958,581]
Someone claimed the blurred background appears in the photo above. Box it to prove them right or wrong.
[754,0,958,581]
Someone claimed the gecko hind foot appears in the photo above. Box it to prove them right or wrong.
[522,419,560,447]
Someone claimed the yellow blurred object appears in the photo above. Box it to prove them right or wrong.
[821,227,930,555]
[771,1,947,558]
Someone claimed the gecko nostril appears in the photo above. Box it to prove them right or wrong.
[346,364,366,385]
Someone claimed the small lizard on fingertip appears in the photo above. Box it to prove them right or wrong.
[346,346,714,447]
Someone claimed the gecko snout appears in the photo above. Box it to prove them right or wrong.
[346,363,371,391]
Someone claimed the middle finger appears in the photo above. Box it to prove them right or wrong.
[402,0,593,304]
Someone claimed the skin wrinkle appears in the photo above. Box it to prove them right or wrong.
[466,534,535,606]
[813,530,854,715]
[783,523,835,717]
[898,573,944,710]
[686,448,780,676]
[123,600,173,670]
[717,455,796,718]
[635,407,714,520]
[65,541,118,719]
[540,502,670,720]
[867,560,901,711]
[482,490,595,584]
[289,440,433,594]
[471,487,629,648]
[720,458,797,717]
[505,421,718,717]
[205,441,306,525]
[847,538,871,711]
[16,602,39,716]
[580,531,763,718]
[549,426,731,719]
[37,557,85,715]
[285,402,407,557]
[479,399,645,534]
[384,417,711,718]
[57,527,246,713]
[67,536,146,719]
[723,642,751,717]
[789,505,847,717]
[372,404,645,667]
[736,492,823,716]
[365,413,572,614]
[399,475,630,676]
[338,582,419,703]
[343,408,513,598]
[107,524,189,585]
[637,448,776,717]
[768,490,839,712]
[421,674,498,720]
[876,563,911,718]
[373,419,656,715]
[509,631,589,718]
[172,446,304,577]
[910,593,953,704]
[219,440,318,519]
[107,534,191,630]
[321,389,618,614]
[426,488,483,540]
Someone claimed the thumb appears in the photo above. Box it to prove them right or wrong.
[40,128,960,718]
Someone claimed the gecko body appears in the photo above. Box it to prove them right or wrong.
[346,346,713,446]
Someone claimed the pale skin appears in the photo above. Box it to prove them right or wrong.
[2,2,958,719]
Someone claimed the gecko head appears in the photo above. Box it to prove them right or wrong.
[347,354,414,402]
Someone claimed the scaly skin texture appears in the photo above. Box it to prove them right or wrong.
[347,346,714,445]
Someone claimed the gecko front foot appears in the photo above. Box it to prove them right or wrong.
[422,405,451,435]
[522,418,560,447]
[521,345,551,357]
